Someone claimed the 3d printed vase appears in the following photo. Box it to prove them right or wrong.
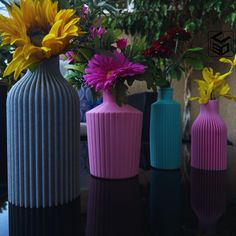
[86,176,144,236]
[86,90,142,179]
[150,88,181,169]
[191,168,226,234]
[7,57,80,208]
[191,100,227,170]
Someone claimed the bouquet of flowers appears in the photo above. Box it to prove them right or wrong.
[142,27,205,88]
[64,4,146,105]
[189,55,236,104]
[0,0,83,80]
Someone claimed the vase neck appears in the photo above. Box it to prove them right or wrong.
[200,100,219,114]
[158,87,173,100]
[29,56,60,75]
[103,90,115,103]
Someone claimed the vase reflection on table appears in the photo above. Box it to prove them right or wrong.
[191,168,226,235]
[8,198,81,236]
[86,176,145,236]
[150,170,182,236]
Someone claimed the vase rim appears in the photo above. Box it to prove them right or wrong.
[39,55,59,64]
[159,87,172,90]
[203,99,218,105]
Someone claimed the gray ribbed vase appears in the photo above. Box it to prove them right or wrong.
[7,57,80,208]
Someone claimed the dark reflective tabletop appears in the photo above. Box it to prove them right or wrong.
[1,143,236,236]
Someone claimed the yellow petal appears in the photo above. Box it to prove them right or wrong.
[217,70,232,81]
[0,0,82,79]
[202,67,213,83]
[233,55,236,66]
[224,94,236,102]
[188,96,199,101]
[219,57,233,65]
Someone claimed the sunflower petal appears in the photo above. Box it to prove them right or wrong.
[0,0,82,79]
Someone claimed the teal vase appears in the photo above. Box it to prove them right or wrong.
[150,88,181,169]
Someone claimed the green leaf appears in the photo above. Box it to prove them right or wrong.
[184,47,204,53]
[78,48,93,61]
[57,0,71,9]
[168,66,183,81]
[29,62,40,73]
[65,64,85,73]
[111,80,129,105]
[64,71,81,80]
[184,57,204,70]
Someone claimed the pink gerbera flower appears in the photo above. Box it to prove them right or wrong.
[84,51,145,91]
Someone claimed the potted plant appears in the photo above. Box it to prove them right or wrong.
[143,27,204,169]
[0,0,83,207]
[66,12,147,178]
[189,55,236,170]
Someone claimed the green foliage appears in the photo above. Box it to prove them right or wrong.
[57,0,119,15]
[182,48,206,70]
[124,36,146,62]
[109,0,236,44]
[110,80,129,105]
[0,42,14,88]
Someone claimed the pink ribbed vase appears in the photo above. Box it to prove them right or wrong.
[86,90,143,179]
[191,100,227,170]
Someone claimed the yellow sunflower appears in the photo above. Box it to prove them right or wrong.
[0,0,83,80]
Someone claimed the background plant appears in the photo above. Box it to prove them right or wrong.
[110,0,236,44]
[105,0,236,140]
[142,27,206,89]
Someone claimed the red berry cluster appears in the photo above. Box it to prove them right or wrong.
[143,27,191,58]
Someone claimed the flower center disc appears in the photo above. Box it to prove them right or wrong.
[27,27,48,46]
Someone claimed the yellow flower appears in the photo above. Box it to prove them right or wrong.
[219,54,236,67]
[0,0,83,80]
[189,80,213,104]
[202,67,232,85]
[189,67,236,104]
[215,81,236,102]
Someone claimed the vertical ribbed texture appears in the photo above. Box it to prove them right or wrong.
[9,198,81,236]
[191,168,226,234]
[86,90,142,179]
[86,176,143,236]
[191,100,227,170]
[150,88,181,169]
[7,57,80,208]
[150,170,181,236]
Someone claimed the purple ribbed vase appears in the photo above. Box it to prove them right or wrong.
[86,90,143,179]
[191,100,227,170]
